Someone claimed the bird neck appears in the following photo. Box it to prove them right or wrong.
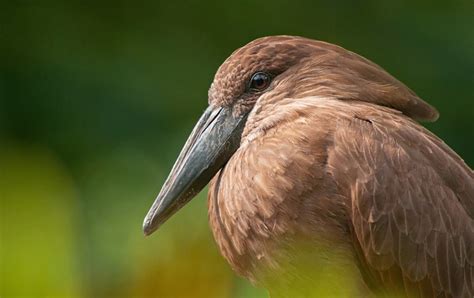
[207,101,367,291]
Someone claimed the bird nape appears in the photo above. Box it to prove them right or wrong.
[143,36,474,297]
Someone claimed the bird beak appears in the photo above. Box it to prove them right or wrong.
[143,105,248,235]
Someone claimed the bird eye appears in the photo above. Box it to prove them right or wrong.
[249,72,271,91]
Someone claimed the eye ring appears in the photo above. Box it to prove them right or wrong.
[248,72,271,91]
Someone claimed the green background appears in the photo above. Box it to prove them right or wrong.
[1,1,473,297]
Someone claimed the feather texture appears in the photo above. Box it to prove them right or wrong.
[209,98,474,297]
[204,36,473,297]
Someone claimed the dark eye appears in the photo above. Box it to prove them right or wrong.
[249,72,271,91]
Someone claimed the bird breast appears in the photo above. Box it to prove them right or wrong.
[207,97,364,285]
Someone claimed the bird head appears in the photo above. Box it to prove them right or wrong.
[207,36,316,112]
[143,35,438,235]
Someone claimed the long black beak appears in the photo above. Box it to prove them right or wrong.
[143,105,248,235]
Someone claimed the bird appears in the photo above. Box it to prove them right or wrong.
[143,36,474,297]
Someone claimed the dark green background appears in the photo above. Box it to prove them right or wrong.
[1,1,473,297]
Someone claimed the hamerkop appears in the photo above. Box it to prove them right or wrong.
[143,36,474,297]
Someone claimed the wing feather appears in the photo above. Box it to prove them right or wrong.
[329,109,474,297]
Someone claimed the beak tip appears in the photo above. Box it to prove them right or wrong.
[143,227,151,236]
[142,216,158,236]
[143,196,171,236]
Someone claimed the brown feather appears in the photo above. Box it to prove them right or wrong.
[203,36,474,297]
[327,100,474,297]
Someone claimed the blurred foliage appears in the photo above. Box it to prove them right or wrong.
[0,1,472,297]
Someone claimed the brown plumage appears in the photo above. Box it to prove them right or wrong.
[144,36,474,297]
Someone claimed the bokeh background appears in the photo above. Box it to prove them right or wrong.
[1,1,473,297]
